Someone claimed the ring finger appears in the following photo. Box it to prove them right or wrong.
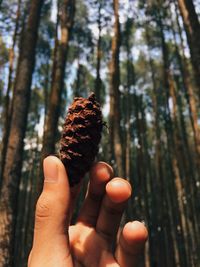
[96,178,132,244]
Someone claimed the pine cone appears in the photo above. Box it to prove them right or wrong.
[59,93,103,186]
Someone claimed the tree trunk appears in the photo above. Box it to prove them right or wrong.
[158,10,189,266]
[109,0,124,177]
[0,0,21,186]
[177,0,200,93]
[145,20,175,266]
[94,0,102,103]
[124,18,135,221]
[173,2,200,164]
[140,98,153,267]
[170,11,200,260]
[41,0,75,160]
[74,48,81,97]
[0,0,44,266]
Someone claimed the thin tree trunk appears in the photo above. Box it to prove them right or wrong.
[109,0,123,177]
[25,138,41,265]
[169,74,196,266]
[145,23,170,266]
[125,89,131,182]
[94,0,102,103]
[123,20,132,178]
[22,136,40,267]
[170,10,200,261]
[173,2,200,163]
[124,18,135,221]
[140,98,153,267]
[74,48,81,97]
[158,10,189,266]
[43,60,51,126]
[14,168,29,267]
[41,0,75,160]
[0,0,21,185]
[0,0,44,266]
[177,0,200,93]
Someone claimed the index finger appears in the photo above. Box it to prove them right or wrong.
[76,161,113,226]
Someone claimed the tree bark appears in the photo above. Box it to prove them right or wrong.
[109,0,124,177]
[170,11,200,259]
[146,15,180,264]
[177,0,200,93]
[173,2,200,163]
[158,9,189,266]
[41,0,75,160]
[0,0,44,266]
[94,0,102,103]
[0,0,21,186]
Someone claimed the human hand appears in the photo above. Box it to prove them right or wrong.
[28,156,148,267]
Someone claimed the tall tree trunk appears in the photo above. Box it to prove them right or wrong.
[139,98,153,267]
[0,0,21,185]
[123,19,133,178]
[169,74,196,266]
[124,18,135,221]
[74,47,81,97]
[0,0,44,266]
[94,0,102,103]
[169,75,199,266]
[41,0,75,160]
[109,0,123,177]
[177,0,200,93]
[146,18,178,265]
[170,11,200,260]
[173,2,200,164]
[157,9,189,266]
[43,59,51,124]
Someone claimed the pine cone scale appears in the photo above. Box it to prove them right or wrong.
[60,93,103,186]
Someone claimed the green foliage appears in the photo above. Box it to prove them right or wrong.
[72,63,95,98]
[0,37,9,66]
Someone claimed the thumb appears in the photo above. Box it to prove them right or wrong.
[34,155,71,232]
[30,156,72,266]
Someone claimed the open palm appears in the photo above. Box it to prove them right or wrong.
[28,156,148,267]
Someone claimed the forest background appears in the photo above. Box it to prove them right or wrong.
[0,0,200,266]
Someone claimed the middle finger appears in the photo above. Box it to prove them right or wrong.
[76,162,113,226]
[96,178,132,243]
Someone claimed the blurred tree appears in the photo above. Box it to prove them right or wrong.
[173,1,200,163]
[0,0,22,185]
[13,3,54,265]
[41,0,75,164]
[14,86,43,267]
[156,4,188,266]
[94,0,103,102]
[69,0,94,98]
[177,0,200,94]
[72,64,95,97]
[109,0,123,177]
[0,37,9,67]
[0,37,9,129]
[0,0,44,265]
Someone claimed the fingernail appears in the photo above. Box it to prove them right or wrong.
[43,157,58,183]
[141,220,146,226]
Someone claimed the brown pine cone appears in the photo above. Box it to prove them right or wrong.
[59,93,103,186]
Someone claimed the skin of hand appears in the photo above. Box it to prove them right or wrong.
[28,156,148,267]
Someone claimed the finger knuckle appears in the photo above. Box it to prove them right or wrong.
[35,195,53,226]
